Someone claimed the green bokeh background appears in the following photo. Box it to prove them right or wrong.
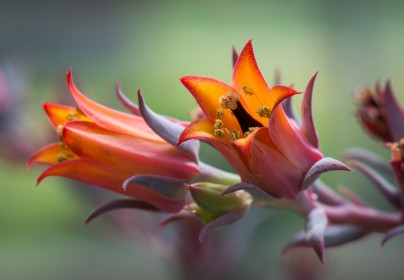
[1,0,404,279]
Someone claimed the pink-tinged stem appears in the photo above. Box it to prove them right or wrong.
[322,204,401,232]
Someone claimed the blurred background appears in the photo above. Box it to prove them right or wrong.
[1,0,404,279]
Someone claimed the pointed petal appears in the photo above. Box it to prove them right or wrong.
[302,157,351,190]
[301,72,319,148]
[382,225,404,246]
[43,103,90,128]
[199,205,249,242]
[84,199,159,224]
[123,175,188,201]
[179,119,230,144]
[269,105,323,173]
[232,40,272,113]
[269,85,300,115]
[62,121,199,180]
[138,90,199,162]
[180,76,241,132]
[384,81,404,141]
[67,70,161,142]
[232,41,299,120]
[305,207,328,263]
[36,159,127,188]
[27,142,72,167]
[347,160,400,208]
[116,85,141,116]
[222,182,277,201]
[37,159,185,213]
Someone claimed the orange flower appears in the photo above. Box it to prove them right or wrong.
[29,71,199,212]
[179,41,348,199]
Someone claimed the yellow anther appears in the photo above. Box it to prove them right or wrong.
[242,86,254,95]
[216,108,224,119]
[220,93,240,110]
[66,108,86,121]
[214,128,225,138]
[243,127,258,138]
[214,119,223,129]
[231,129,241,140]
[56,151,74,163]
[67,113,81,121]
[257,106,271,118]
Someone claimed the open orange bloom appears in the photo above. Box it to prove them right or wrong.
[29,71,199,212]
[179,41,348,199]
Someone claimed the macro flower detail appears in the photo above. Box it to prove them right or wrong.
[179,40,349,200]
[28,70,200,213]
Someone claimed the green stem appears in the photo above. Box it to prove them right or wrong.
[193,162,240,186]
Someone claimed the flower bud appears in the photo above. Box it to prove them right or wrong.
[186,183,250,216]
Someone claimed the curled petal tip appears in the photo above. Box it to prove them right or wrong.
[381,225,404,246]
[222,182,276,201]
[84,199,159,225]
[301,72,320,148]
[198,205,248,242]
[123,175,188,201]
[302,157,351,190]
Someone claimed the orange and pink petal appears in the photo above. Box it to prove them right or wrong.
[63,121,199,180]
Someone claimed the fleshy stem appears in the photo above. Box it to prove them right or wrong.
[193,162,241,186]
[321,204,401,232]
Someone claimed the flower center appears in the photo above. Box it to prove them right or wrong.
[216,93,263,139]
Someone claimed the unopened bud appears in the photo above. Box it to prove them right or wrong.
[186,183,250,215]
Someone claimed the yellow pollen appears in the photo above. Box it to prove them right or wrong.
[216,108,224,119]
[244,127,258,138]
[231,129,241,140]
[214,119,223,129]
[66,108,87,121]
[242,86,254,95]
[56,150,75,163]
[220,93,240,110]
[257,106,271,118]
[214,128,225,138]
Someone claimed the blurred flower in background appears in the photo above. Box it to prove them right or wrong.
[0,60,46,162]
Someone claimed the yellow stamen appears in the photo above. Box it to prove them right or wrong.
[214,128,225,138]
[243,127,259,138]
[220,93,239,110]
[231,129,241,140]
[216,108,224,119]
[56,151,75,163]
[257,106,271,118]
[242,86,254,95]
[214,119,223,129]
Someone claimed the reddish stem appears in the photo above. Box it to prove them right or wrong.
[322,204,401,232]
